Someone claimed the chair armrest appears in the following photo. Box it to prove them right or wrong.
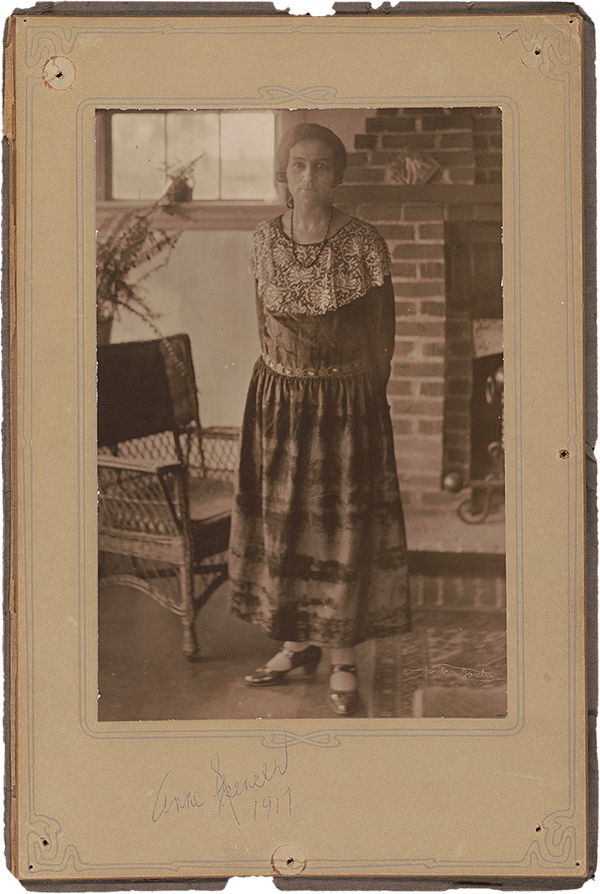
[98,454,181,476]
[199,426,240,440]
[98,454,187,536]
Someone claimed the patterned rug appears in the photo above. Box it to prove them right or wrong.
[372,565,507,718]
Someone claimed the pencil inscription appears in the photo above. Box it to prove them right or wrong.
[151,735,291,826]
[211,737,289,825]
[152,772,205,822]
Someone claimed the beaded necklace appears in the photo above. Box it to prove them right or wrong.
[290,205,333,269]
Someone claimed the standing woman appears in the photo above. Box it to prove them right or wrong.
[228,123,410,715]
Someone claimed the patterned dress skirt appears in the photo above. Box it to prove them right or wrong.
[228,350,410,647]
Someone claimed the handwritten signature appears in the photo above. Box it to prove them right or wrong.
[151,734,290,826]
[410,663,496,682]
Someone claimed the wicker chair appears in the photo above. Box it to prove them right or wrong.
[97,333,239,658]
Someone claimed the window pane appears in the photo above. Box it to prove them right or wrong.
[112,113,167,199]
[166,111,220,201]
[111,110,277,202]
[220,112,277,201]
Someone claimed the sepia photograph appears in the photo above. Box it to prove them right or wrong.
[96,106,506,722]
[9,8,589,881]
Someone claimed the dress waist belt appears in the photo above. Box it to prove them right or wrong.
[261,354,367,379]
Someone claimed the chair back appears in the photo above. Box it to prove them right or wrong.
[98,334,200,450]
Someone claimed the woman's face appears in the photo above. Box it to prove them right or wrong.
[285,139,337,207]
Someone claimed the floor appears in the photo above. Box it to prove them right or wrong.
[98,534,507,722]
[403,495,506,554]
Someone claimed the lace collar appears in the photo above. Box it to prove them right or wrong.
[251,215,391,315]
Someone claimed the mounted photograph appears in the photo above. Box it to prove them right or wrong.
[96,106,506,722]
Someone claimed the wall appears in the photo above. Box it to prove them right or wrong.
[111,230,259,428]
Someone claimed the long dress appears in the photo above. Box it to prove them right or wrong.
[228,214,409,647]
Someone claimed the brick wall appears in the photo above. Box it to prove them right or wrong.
[472,108,503,184]
[338,108,502,511]
[356,107,476,186]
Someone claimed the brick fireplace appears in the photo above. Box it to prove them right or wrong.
[335,107,503,514]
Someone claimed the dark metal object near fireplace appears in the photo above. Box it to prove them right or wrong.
[444,353,504,524]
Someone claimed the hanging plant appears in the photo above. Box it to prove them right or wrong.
[96,156,203,332]
[162,154,204,208]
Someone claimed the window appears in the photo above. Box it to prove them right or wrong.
[109,110,278,202]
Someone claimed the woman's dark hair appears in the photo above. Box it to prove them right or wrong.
[275,124,347,188]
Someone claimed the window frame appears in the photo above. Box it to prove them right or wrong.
[96,109,285,221]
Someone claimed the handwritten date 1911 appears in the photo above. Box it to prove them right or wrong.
[253,787,292,821]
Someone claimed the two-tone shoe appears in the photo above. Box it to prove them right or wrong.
[244,645,322,686]
[328,664,359,715]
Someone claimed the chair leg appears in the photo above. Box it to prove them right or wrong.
[180,559,200,660]
[181,619,199,659]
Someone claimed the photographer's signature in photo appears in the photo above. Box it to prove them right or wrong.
[409,663,496,682]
